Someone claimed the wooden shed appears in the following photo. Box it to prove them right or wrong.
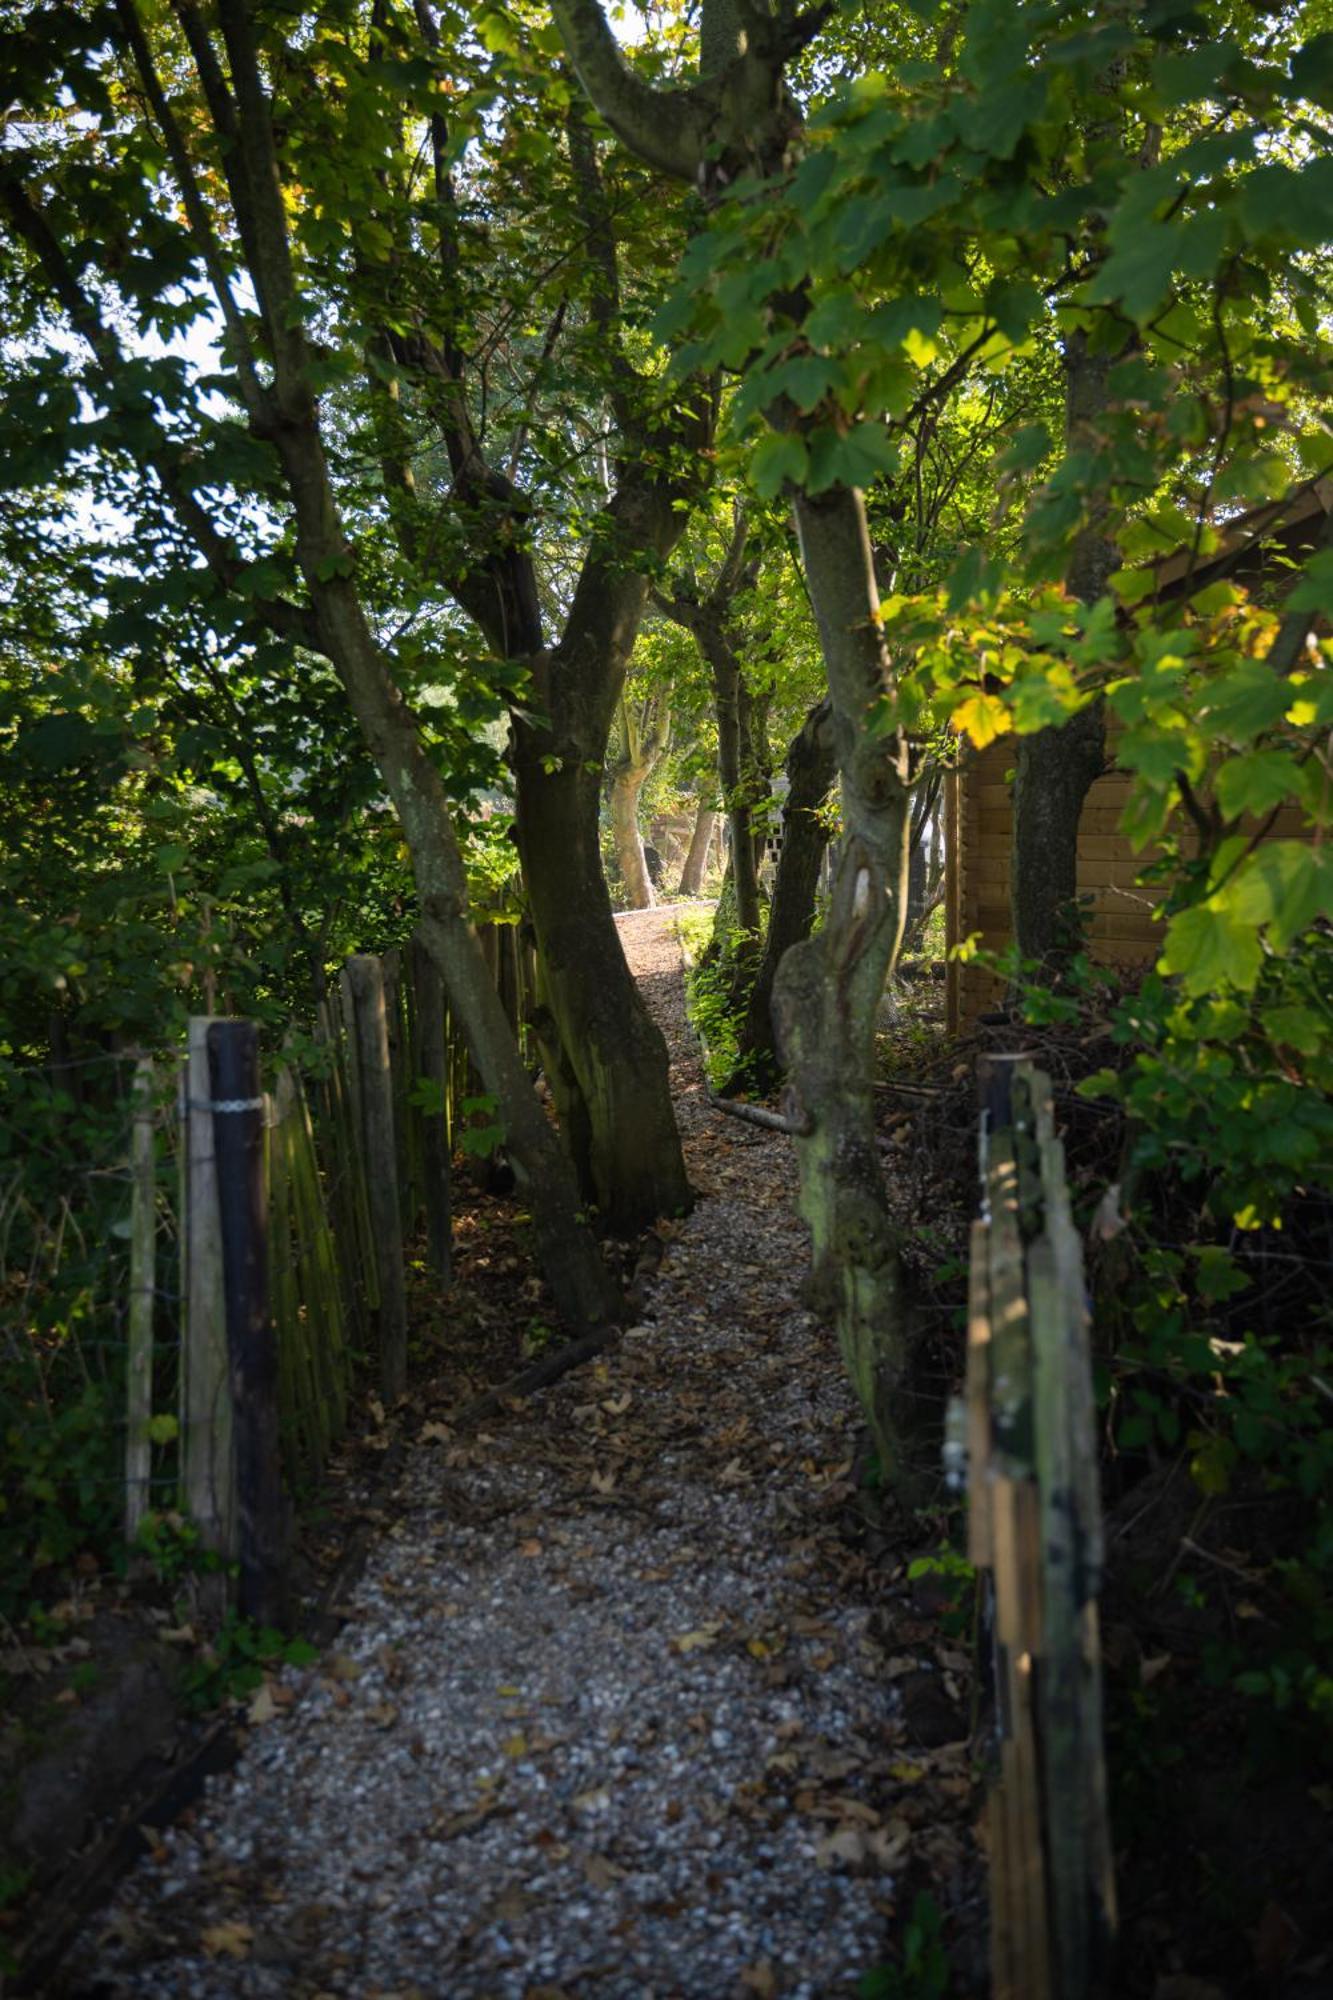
[944,477,1332,1031]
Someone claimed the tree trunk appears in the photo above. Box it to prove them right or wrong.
[773,488,920,1489]
[1011,330,1114,972]
[729,698,835,1093]
[714,641,763,942]
[610,760,655,908]
[677,798,717,896]
[514,733,692,1233]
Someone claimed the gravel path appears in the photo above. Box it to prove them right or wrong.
[64,909,949,1999]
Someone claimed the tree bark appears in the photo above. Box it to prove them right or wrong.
[610,761,655,907]
[729,698,835,1093]
[677,798,717,896]
[511,481,695,1231]
[514,730,691,1234]
[772,490,919,1486]
[608,691,670,909]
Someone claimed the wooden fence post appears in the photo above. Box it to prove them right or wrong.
[345,955,409,1400]
[966,1056,1116,2000]
[124,1057,156,1541]
[410,938,452,1283]
[180,1017,233,1556]
[208,1021,289,1628]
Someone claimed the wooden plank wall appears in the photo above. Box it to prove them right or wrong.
[947,737,1311,1031]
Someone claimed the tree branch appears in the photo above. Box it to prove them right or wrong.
[548,0,712,180]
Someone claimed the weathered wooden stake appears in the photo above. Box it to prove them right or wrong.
[410,938,452,1283]
[345,955,409,1400]
[180,1018,233,1555]
[968,1056,1115,2000]
[208,1021,289,1628]
[124,1057,157,1540]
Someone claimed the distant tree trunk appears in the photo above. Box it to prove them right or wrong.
[655,511,767,980]
[728,699,835,1093]
[608,691,670,909]
[1011,331,1114,972]
[677,799,717,896]
[902,765,945,955]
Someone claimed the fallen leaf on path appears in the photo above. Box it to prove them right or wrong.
[582,1852,626,1888]
[671,1625,722,1654]
[201,1921,254,1959]
[247,1682,278,1725]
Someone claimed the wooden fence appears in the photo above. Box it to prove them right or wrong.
[123,916,537,1612]
[964,1054,1116,1999]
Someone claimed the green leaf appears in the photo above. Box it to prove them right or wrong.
[996,421,1050,478]
[1289,32,1333,111]
[865,295,943,350]
[1214,749,1300,821]
[1263,1004,1325,1056]
[1159,901,1261,995]
[1193,1246,1250,1302]
[1237,160,1333,247]
[773,354,841,413]
[804,291,867,348]
[1226,843,1333,951]
[1285,549,1333,617]
[1201,661,1293,739]
[750,432,808,501]
[805,421,898,494]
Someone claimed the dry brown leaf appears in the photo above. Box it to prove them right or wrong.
[739,1961,777,1996]
[247,1682,278,1725]
[582,1852,626,1889]
[671,1625,721,1655]
[201,1921,254,1959]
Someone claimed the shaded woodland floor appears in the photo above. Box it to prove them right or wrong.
[56,909,981,1999]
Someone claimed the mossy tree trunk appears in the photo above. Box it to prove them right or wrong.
[656,510,768,985]
[729,698,835,1093]
[677,798,718,896]
[608,690,671,910]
